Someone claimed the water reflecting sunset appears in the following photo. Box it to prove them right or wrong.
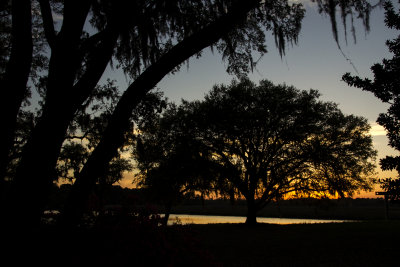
[167,214,352,225]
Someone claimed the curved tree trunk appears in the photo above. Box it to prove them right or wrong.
[61,0,262,227]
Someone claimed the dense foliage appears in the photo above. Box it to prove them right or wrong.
[136,79,377,224]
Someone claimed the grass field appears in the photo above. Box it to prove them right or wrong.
[187,221,400,266]
[6,197,400,266]
[4,218,399,266]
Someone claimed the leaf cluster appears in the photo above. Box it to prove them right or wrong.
[134,103,217,204]
[89,0,306,78]
[311,0,383,44]
[379,177,400,201]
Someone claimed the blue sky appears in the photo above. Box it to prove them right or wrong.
[107,1,399,196]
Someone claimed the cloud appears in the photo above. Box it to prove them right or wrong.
[370,123,387,136]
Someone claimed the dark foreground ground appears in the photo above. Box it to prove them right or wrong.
[5,195,400,266]
[3,219,399,266]
[191,221,400,266]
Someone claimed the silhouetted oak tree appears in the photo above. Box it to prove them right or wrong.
[187,79,376,225]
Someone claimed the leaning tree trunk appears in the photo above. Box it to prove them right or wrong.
[60,0,262,227]
[2,1,95,230]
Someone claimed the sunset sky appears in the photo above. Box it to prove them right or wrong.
[105,1,399,197]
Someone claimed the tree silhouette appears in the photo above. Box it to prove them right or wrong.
[59,86,167,225]
[343,0,400,197]
[1,0,381,228]
[56,79,134,185]
[133,103,219,225]
[183,79,376,225]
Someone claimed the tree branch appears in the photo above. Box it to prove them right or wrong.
[39,0,56,49]
[79,29,109,54]
[61,0,263,226]
[72,28,119,105]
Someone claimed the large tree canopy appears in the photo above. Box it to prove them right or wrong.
[0,0,382,228]
[147,79,376,225]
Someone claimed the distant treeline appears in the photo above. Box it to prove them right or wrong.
[171,197,400,221]
[43,184,399,221]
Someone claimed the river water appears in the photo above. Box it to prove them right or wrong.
[167,214,352,225]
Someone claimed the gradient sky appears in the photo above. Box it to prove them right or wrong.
[106,1,399,197]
